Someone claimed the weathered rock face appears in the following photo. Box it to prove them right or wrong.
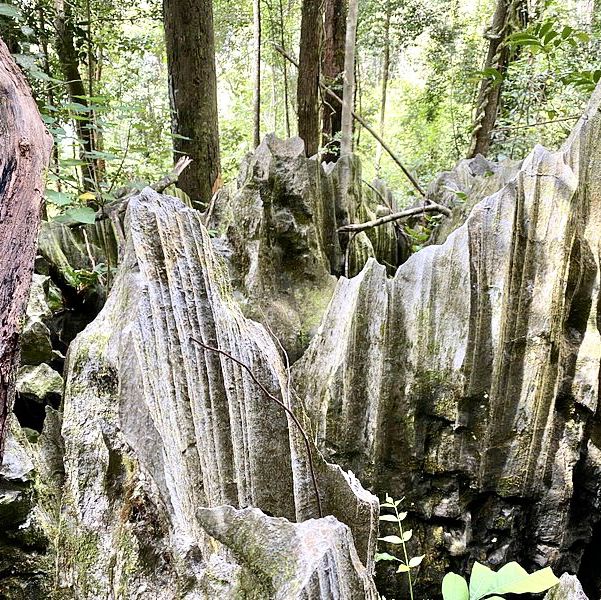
[544,573,589,600]
[53,188,378,598]
[293,85,601,597]
[0,419,54,599]
[427,153,522,246]
[212,135,403,359]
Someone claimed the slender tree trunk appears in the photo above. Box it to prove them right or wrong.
[297,0,323,157]
[375,9,391,175]
[321,0,346,161]
[163,0,222,208]
[468,0,527,158]
[340,0,358,158]
[278,0,291,138]
[0,39,52,459]
[253,0,262,148]
[54,0,97,190]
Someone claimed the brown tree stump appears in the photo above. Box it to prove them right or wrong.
[0,39,52,459]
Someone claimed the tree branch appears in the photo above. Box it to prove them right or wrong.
[189,336,323,518]
[337,201,451,233]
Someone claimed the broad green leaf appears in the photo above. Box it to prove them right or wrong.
[561,25,574,39]
[402,529,412,542]
[409,555,425,567]
[374,552,400,562]
[495,563,559,595]
[469,561,497,600]
[78,191,96,202]
[398,511,408,521]
[0,3,21,17]
[66,206,97,224]
[397,563,411,573]
[379,514,398,522]
[442,573,469,600]
[45,190,72,206]
[378,535,402,544]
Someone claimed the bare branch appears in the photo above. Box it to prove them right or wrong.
[189,336,323,518]
[337,202,451,234]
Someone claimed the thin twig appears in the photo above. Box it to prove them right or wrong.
[495,115,579,131]
[107,123,132,195]
[189,336,323,518]
[204,190,219,227]
[338,202,451,234]
[274,44,426,198]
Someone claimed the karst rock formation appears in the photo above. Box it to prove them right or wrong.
[2,79,601,599]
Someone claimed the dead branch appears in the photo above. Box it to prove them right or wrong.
[274,43,426,198]
[337,201,451,234]
[189,336,323,518]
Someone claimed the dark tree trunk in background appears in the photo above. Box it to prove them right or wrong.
[253,0,261,148]
[375,8,391,174]
[163,0,221,208]
[322,0,346,162]
[468,0,527,158]
[297,0,323,157]
[0,39,52,460]
[54,0,98,190]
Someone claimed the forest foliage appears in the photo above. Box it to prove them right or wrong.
[1,0,599,220]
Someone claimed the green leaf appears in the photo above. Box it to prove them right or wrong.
[398,511,408,521]
[65,206,97,224]
[0,3,21,18]
[375,552,400,562]
[442,573,469,600]
[495,563,559,595]
[409,555,425,567]
[561,25,574,39]
[379,515,398,522]
[378,535,403,545]
[397,564,411,573]
[469,561,497,600]
[45,190,72,206]
[402,529,413,542]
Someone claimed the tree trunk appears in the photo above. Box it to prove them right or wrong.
[0,39,52,459]
[375,10,391,174]
[253,0,261,148]
[297,0,323,157]
[163,0,221,208]
[278,0,291,138]
[468,0,526,158]
[54,0,98,190]
[321,0,347,161]
[340,0,358,158]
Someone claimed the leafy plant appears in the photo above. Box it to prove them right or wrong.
[376,494,425,600]
[442,561,559,600]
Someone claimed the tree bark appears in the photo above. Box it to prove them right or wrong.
[278,0,291,138]
[321,0,347,161]
[468,0,527,158]
[340,0,358,158]
[297,0,323,157]
[0,39,52,459]
[163,0,221,208]
[253,0,262,148]
[54,0,98,190]
[375,9,391,174]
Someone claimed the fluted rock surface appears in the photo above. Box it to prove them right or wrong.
[212,135,403,359]
[293,85,601,596]
[55,188,378,598]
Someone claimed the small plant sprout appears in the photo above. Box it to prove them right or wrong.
[376,494,425,600]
